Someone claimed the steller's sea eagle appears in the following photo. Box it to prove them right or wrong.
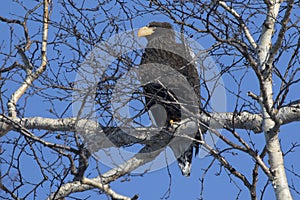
[137,22,204,176]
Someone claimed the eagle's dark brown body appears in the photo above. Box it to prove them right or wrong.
[138,22,203,176]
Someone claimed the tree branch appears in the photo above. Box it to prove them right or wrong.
[47,145,161,199]
[267,0,294,66]
[1,100,300,137]
[7,0,50,118]
[82,177,136,200]
[218,1,257,49]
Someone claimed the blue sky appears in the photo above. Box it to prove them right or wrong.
[1,1,300,200]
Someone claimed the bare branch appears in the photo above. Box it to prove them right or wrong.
[48,145,161,199]
[82,177,134,200]
[6,0,51,118]
[267,0,294,66]
[1,99,300,137]
[218,1,257,49]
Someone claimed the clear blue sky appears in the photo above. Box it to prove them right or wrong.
[1,1,300,200]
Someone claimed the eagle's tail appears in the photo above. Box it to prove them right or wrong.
[169,128,203,176]
[176,145,193,176]
[169,137,194,177]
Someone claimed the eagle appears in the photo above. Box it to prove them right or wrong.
[138,22,204,176]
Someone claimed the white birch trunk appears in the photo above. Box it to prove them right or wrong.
[258,1,292,199]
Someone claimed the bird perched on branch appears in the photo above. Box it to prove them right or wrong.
[138,22,204,176]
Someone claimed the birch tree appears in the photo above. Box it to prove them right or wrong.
[0,0,300,200]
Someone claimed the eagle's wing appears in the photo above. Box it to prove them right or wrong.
[168,42,201,176]
[139,31,202,177]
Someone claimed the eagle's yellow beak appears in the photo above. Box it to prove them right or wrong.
[137,26,155,37]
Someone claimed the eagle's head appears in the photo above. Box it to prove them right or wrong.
[138,22,175,42]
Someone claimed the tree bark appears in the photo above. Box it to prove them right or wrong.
[257,1,293,199]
